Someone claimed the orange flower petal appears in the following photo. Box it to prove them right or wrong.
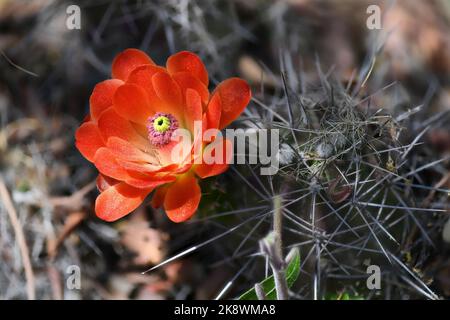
[113,84,152,124]
[153,140,186,166]
[96,174,119,192]
[112,48,155,81]
[151,72,182,109]
[94,147,130,181]
[172,163,193,174]
[131,122,150,139]
[106,136,158,163]
[163,174,201,223]
[172,72,209,106]
[167,51,208,86]
[115,158,162,174]
[97,107,149,151]
[151,185,169,208]
[184,88,203,133]
[75,122,104,162]
[212,78,251,129]
[95,182,152,221]
[127,64,167,85]
[127,65,166,111]
[125,171,176,189]
[194,138,232,178]
[90,79,124,120]
[115,160,186,177]
[195,162,229,179]
[204,92,222,130]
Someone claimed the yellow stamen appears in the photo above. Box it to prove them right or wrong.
[153,116,171,133]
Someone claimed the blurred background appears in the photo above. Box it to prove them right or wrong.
[0,0,450,300]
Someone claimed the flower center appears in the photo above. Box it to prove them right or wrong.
[147,112,179,147]
[153,115,171,133]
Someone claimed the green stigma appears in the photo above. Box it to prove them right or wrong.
[153,116,171,133]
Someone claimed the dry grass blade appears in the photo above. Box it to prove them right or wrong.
[0,177,35,300]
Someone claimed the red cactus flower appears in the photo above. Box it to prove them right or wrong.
[75,49,251,223]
